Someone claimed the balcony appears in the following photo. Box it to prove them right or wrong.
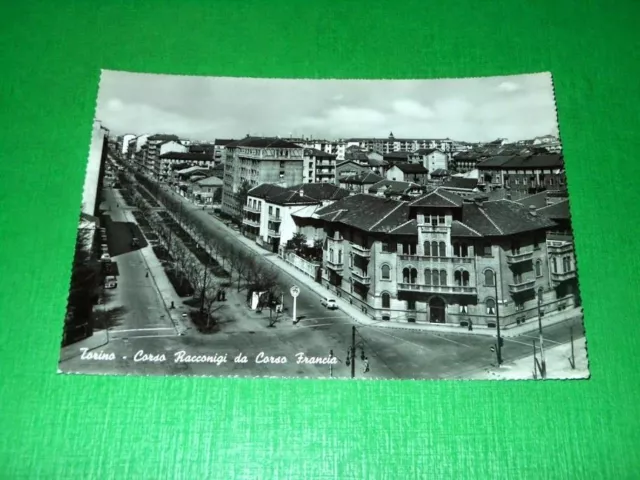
[351,269,371,285]
[325,258,344,272]
[397,283,477,296]
[547,233,574,254]
[351,243,371,258]
[551,270,577,284]
[268,229,281,238]
[243,205,261,214]
[316,171,334,177]
[242,218,259,228]
[506,251,533,265]
[419,224,449,234]
[508,279,536,294]
[268,215,282,222]
[398,255,475,264]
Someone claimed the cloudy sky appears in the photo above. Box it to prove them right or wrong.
[95,70,559,143]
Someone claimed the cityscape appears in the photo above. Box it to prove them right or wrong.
[58,70,589,380]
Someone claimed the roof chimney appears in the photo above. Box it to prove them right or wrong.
[529,205,537,216]
[299,188,304,197]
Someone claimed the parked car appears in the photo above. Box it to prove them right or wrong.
[101,244,109,252]
[104,280,117,289]
[100,253,111,262]
[321,297,338,310]
[131,237,139,247]
[104,275,117,288]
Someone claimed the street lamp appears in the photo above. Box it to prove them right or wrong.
[493,272,504,365]
[345,326,369,378]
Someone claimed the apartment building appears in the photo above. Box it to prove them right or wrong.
[311,189,575,327]
[409,149,449,175]
[158,152,215,182]
[477,153,565,194]
[141,134,181,178]
[386,163,430,184]
[303,148,338,184]
[243,183,351,252]
[221,137,304,222]
[345,133,453,155]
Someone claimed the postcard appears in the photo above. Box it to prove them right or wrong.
[58,70,589,380]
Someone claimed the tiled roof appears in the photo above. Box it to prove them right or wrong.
[408,188,464,208]
[340,171,384,184]
[225,136,302,149]
[413,148,438,155]
[285,183,351,202]
[345,151,369,161]
[214,139,235,146]
[248,184,289,199]
[176,166,211,174]
[383,152,412,161]
[391,163,429,174]
[304,148,335,158]
[451,220,483,238]
[388,219,418,235]
[148,134,180,141]
[537,199,571,220]
[367,158,388,167]
[369,180,421,194]
[516,191,548,209]
[476,155,516,167]
[431,168,449,176]
[315,194,410,233]
[461,200,557,236]
[441,177,478,190]
[477,153,564,169]
[159,152,212,160]
[196,176,224,187]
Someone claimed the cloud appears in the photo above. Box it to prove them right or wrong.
[497,81,521,93]
[106,98,124,112]
[392,99,434,119]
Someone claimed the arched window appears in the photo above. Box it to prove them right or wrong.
[552,257,558,273]
[440,270,447,285]
[381,293,390,309]
[484,269,495,286]
[486,298,496,315]
[439,241,446,257]
[402,267,410,283]
[462,270,470,286]
[425,269,432,285]
[410,268,418,284]
[432,270,440,286]
[454,271,462,286]
[381,264,390,280]
[535,260,542,277]
[431,241,438,257]
[563,257,571,272]
[424,241,431,256]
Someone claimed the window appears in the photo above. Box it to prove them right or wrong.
[482,244,492,256]
[424,241,431,256]
[381,293,390,309]
[269,206,273,215]
[535,260,542,277]
[563,256,571,272]
[484,269,495,286]
[432,270,440,286]
[424,269,431,285]
[454,270,470,287]
[511,241,521,254]
[431,241,438,256]
[533,235,540,250]
[438,215,445,224]
[338,250,342,264]
[329,248,334,263]
[381,242,390,252]
[407,299,416,310]
[349,253,354,268]
[440,270,447,285]
[552,257,558,273]
[460,305,469,314]
[439,242,446,257]
[276,208,280,218]
[515,302,525,311]
[486,299,496,315]
[513,272,522,284]
[381,264,390,280]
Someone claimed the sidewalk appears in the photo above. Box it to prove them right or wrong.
[115,190,188,336]
[206,208,583,338]
[59,330,109,362]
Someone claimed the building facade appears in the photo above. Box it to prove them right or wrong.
[345,133,453,155]
[410,149,449,175]
[314,190,577,328]
[158,152,215,182]
[221,137,304,222]
[303,148,338,184]
[477,153,565,194]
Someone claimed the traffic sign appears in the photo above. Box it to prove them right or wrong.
[290,286,300,298]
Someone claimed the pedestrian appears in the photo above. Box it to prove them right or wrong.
[468,319,473,331]
[145,271,149,278]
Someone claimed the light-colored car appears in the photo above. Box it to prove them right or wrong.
[104,275,117,288]
[321,298,338,310]
[100,253,111,262]
[101,244,109,252]
[104,280,117,289]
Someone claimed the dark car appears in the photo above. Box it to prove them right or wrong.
[131,237,139,247]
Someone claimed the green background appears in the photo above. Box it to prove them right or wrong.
[1,1,639,478]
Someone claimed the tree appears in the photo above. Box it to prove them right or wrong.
[212,187,223,204]
[235,180,252,225]
[287,232,307,253]
[228,249,252,292]
[312,238,324,261]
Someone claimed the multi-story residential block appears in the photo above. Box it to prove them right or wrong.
[303,148,338,184]
[477,153,565,194]
[243,183,351,252]
[344,133,453,154]
[335,160,372,182]
[214,139,235,163]
[142,134,181,178]
[160,140,187,157]
[158,152,214,182]
[288,138,347,161]
[120,134,136,158]
[409,149,449,175]
[221,137,304,222]
[386,163,429,184]
[307,190,574,327]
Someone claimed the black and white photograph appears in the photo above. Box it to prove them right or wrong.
[58,70,588,380]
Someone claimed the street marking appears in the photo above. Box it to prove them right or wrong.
[294,315,350,322]
[293,323,336,329]
[516,333,564,346]
[503,338,538,347]
[114,334,180,339]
